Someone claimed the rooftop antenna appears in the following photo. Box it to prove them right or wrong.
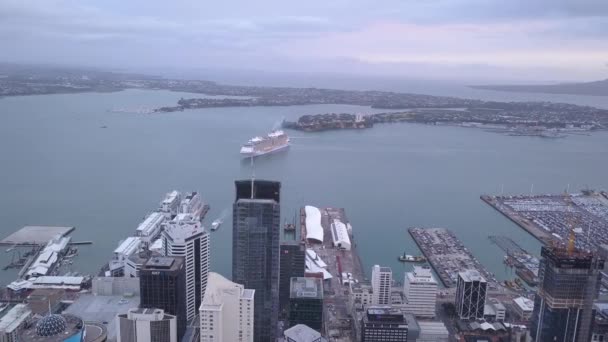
[250,155,255,199]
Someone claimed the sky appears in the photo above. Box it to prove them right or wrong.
[1,0,607,82]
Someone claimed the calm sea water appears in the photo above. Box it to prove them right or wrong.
[0,88,607,286]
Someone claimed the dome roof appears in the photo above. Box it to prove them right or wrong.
[36,314,67,337]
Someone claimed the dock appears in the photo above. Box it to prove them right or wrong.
[489,236,539,286]
[301,206,364,341]
[0,226,75,246]
[409,227,499,289]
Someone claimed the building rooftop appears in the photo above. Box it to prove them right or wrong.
[513,297,534,311]
[365,306,406,323]
[304,206,323,243]
[284,324,321,341]
[113,236,141,256]
[0,304,31,333]
[135,212,165,236]
[163,223,205,243]
[290,277,323,300]
[0,226,74,246]
[201,272,252,309]
[19,313,83,342]
[458,270,486,283]
[142,256,183,271]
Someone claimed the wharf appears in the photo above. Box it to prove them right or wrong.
[408,227,499,289]
[489,236,539,286]
[301,206,364,341]
[0,226,75,246]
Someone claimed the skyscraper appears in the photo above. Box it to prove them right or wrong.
[139,256,187,339]
[288,277,323,331]
[403,265,437,318]
[233,180,281,342]
[455,270,487,320]
[117,308,178,342]
[162,218,210,322]
[371,265,392,306]
[531,246,604,342]
[199,272,255,342]
[361,307,409,342]
[279,240,306,318]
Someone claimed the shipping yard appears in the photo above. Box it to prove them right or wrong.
[482,191,608,251]
[409,227,499,289]
[301,206,364,342]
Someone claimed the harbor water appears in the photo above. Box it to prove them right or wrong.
[0,88,607,286]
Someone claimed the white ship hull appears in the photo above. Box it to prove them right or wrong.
[240,143,290,157]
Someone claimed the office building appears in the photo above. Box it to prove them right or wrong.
[199,272,255,342]
[279,240,306,317]
[531,246,604,342]
[403,266,437,318]
[139,256,187,339]
[284,324,322,342]
[162,220,210,322]
[0,304,32,342]
[117,308,177,342]
[361,306,408,342]
[484,298,506,322]
[513,296,534,320]
[288,277,323,331]
[233,180,281,342]
[349,283,374,311]
[455,270,487,320]
[371,265,392,306]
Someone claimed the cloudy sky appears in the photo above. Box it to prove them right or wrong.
[1,0,607,82]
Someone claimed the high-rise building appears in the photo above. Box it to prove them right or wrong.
[139,256,187,339]
[162,219,210,322]
[371,265,392,306]
[361,306,409,342]
[284,324,322,342]
[117,308,177,342]
[279,240,306,317]
[199,272,255,342]
[531,247,604,342]
[288,277,323,332]
[233,180,281,342]
[403,265,437,318]
[455,270,487,320]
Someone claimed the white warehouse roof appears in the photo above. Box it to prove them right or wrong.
[305,206,323,243]
[136,212,165,237]
[114,237,141,256]
[330,219,351,250]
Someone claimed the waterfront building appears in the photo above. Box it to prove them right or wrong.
[371,265,392,306]
[330,219,351,250]
[403,265,437,318]
[161,220,210,322]
[159,190,182,218]
[279,240,306,317]
[361,306,408,342]
[199,272,255,342]
[117,308,177,342]
[179,191,206,220]
[455,270,487,320]
[0,304,32,342]
[283,324,322,342]
[109,236,142,277]
[139,256,187,339]
[233,180,281,342]
[531,246,603,342]
[513,296,534,321]
[288,277,323,331]
[349,283,374,311]
[135,212,165,246]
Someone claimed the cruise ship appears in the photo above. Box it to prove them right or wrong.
[240,130,290,157]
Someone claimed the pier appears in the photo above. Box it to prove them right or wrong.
[489,236,539,286]
[409,227,499,289]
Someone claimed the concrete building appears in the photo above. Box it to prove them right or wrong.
[125,250,160,278]
[371,265,392,306]
[117,308,177,342]
[233,180,281,342]
[403,265,437,318]
[199,272,255,342]
[139,256,187,340]
[135,212,165,245]
[455,270,487,320]
[483,298,506,322]
[417,321,449,342]
[162,220,210,322]
[284,324,322,342]
[531,247,603,342]
[513,296,534,320]
[279,240,306,318]
[288,277,323,332]
[0,304,32,342]
[349,283,374,311]
[109,236,142,277]
[361,306,408,342]
[159,190,181,218]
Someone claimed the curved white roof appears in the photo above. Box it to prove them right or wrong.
[331,219,351,250]
[305,206,323,243]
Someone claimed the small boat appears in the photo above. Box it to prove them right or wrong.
[398,252,426,263]
[211,219,223,231]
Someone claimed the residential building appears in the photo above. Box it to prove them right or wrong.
[288,277,323,331]
[139,256,187,339]
[162,219,210,322]
[117,308,177,342]
[284,324,322,342]
[361,306,408,342]
[531,246,604,342]
[199,272,255,342]
[403,265,437,318]
[455,270,487,320]
[279,240,306,317]
[372,265,392,306]
[233,180,281,342]
[0,304,31,342]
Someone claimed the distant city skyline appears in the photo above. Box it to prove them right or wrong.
[1,1,607,82]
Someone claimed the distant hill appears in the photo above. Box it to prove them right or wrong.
[471,79,608,96]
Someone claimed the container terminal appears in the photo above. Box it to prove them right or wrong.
[300,205,364,342]
[408,227,499,290]
[481,191,608,251]
[489,236,539,286]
